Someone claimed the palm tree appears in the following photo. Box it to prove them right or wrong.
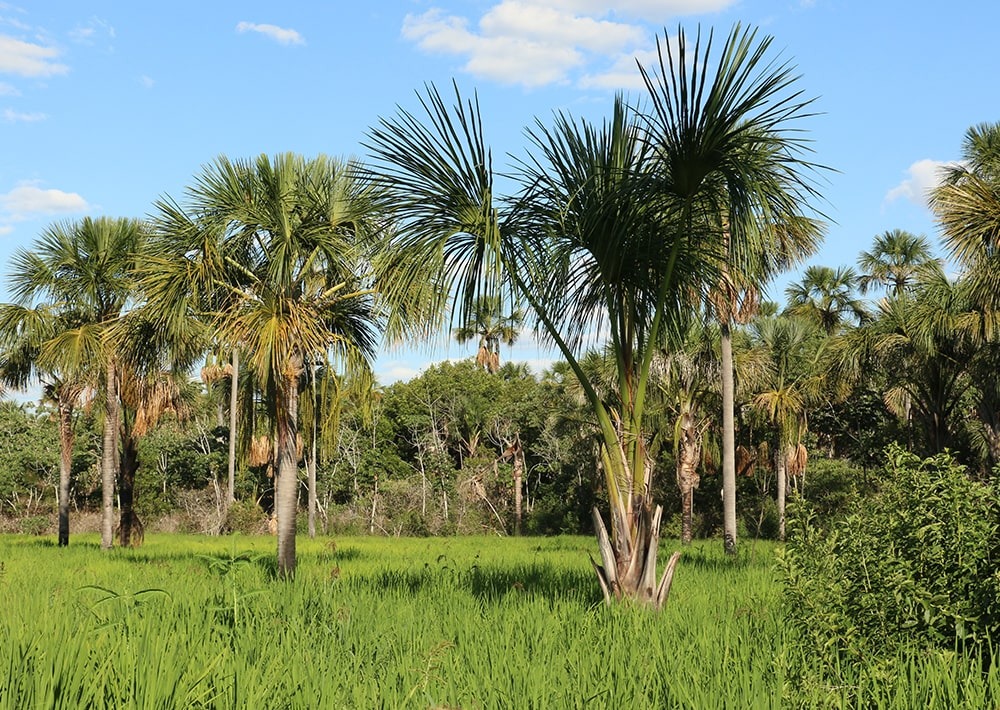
[6,217,146,550]
[785,265,867,335]
[932,122,1000,314]
[144,153,384,577]
[453,295,523,373]
[368,24,822,604]
[746,314,824,540]
[657,318,720,544]
[641,26,825,556]
[857,229,937,297]
[0,303,89,546]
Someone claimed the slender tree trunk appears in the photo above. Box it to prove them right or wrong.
[777,445,787,542]
[227,348,239,506]
[100,360,118,550]
[57,398,75,547]
[720,321,738,555]
[308,361,318,539]
[676,422,701,546]
[369,473,378,534]
[118,435,141,547]
[308,437,317,539]
[513,435,524,536]
[275,371,300,578]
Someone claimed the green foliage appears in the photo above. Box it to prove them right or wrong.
[224,499,267,535]
[780,445,1000,680]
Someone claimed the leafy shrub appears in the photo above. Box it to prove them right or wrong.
[224,499,267,535]
[780,444,1000,671]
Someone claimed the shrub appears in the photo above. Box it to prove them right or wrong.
[224,499,268,535]
[19,515,50,536]
[780,444,1000,671]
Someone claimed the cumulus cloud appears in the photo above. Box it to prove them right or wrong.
[402,0,735,89]
[236,22,304,46]
[0,34,68,77]
[3,107,44,121]
[884,159,952,208]
[0,182,89,220]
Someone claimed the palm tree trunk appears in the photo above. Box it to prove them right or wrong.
[100,360,118,550]
[57,398,74,547]
[275,372,300,578]
[776,445,787,542]
[720,321,738,555]
[118,435,140,547]
[308,436,318,539]
[227,348,239,506]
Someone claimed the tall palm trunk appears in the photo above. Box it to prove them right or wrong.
[513,436,524,536]
[720,321,738,555]
[57,397,75,547]
[100,360,119,550]
[275,368,300,578]
[227,348,239,506]
[776,444,787,541]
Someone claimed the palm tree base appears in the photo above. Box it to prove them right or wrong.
[590,506,681,609]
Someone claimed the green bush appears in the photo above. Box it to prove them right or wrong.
[224,499,267,535]
[19,515,49,536]
[780,444,1000,671]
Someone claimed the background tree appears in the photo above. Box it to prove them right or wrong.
[454,295,523,373]
[785,265,866,335]
[6,216,146,549]
[857,229,937,298]
[145,153,385,577]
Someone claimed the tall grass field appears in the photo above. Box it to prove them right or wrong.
[1,534,996,708]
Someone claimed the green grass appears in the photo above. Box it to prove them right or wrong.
[0,534,996,708]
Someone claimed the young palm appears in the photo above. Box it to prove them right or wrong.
[6,217,146,549]
[144,153,384,577]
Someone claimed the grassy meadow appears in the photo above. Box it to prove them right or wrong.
[0,533,997,708]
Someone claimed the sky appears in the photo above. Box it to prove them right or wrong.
[1,0,998,387]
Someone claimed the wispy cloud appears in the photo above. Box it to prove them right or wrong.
[0,33,68,77]
[0,80,18,95]
[884,159,952,208]
[402,0,735,88]
[236,21,304,46]
[3,107,44,121]
[69,17,116,46]
[139,74,154,89]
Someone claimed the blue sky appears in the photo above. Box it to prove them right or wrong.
[2,1,997,385]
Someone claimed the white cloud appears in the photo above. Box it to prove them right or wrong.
[0,182,89,220]
[0,80,18,95]
[236,22,304,46]
[0,224,13,235]
[547,0,734,18]
[579,46,660,90]
[884,159,952,208]
[0,34,68,77]
[3,107,44,121]
[139,74,154,88]
[402,1,735,89]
